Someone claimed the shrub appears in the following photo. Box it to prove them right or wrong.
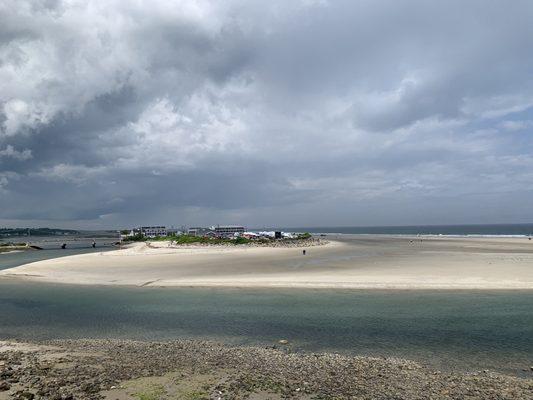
[232,236,251,245]
[122,233,146,242]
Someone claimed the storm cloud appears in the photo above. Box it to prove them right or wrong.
[1,0,533,228]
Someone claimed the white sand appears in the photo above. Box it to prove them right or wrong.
[1,236,533,289]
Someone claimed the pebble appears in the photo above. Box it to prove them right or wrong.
[0,339,530,400]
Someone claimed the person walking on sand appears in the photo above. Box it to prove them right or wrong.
[302,249,306,255]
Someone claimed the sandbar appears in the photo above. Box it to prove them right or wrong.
[1,235,533,289]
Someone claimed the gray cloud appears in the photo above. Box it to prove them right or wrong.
[1,0,533,228]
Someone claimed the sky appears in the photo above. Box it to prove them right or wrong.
[1,0,533,229]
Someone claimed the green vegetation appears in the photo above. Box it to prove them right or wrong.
[123,233,148,242]
[134,384,165,400]
[123,233,315,245]
[124,234,252,245]
[182,390,209,400]
[232,236,251,245]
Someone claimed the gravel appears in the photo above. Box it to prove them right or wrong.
[0,339,532,399]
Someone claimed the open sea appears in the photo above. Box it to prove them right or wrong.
[1,226,533,377]
[280,223,533,236]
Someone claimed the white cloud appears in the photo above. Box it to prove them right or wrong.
[32,163,107,184]
[499,120,533,132]
[1,0,533,226]
[0,145,32,160]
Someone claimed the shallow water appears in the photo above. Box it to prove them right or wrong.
[0,247,112,270]
[0,249,532,377]
[1,280,533,376]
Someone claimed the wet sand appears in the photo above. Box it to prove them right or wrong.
[1,236,533,289]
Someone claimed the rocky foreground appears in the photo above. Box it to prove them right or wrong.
[0,340,532,400]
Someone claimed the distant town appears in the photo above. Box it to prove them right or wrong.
[0,225,316,249]
[121,225,304,240]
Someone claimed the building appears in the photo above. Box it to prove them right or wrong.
[166,227,181,236]
[140,226,167,237]
[187,227,212,236]
[214,225,245,237]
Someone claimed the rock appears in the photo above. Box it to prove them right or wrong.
[1,369,14,378]
[80,382,99,394]
[0,338,532,400]
[18,391,35,400]
[0,381,10,391]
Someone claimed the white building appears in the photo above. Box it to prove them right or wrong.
[214,225,245,237]
[140,226,167,237]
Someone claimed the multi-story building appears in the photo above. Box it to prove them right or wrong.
[214,225,245,237]
[187,227,212,236]
[140,226,167,237]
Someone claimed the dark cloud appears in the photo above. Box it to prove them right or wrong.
[1,0,533,228]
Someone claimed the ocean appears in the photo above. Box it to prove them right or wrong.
[279,223,533,236]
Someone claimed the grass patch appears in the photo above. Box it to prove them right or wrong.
[181,390,209,400]
[124,232,314,245]
[134,384,165,400]
[124,234,252,246]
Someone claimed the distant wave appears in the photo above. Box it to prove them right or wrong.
[276,224,533,237]
[314,233,531,238]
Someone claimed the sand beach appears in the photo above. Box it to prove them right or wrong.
[1,235,533,289]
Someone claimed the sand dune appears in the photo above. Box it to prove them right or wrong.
[1,236,533,289]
